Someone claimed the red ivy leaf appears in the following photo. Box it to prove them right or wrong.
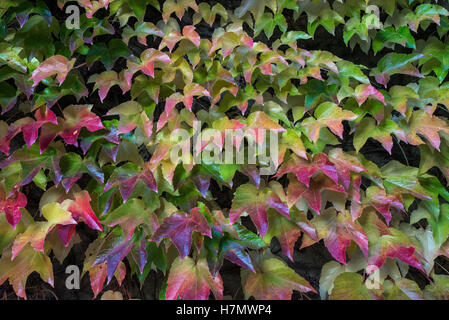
[276,153,339,188]
[361,209,424,273]
[287,175,346,213]
[0,187,27,229]
[152,207,212,259]
[64,190,103,232]
[59,105,105,146]
[313,208,369,264]
[328,148,366,190]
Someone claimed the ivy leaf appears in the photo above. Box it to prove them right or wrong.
[354,117,406,154]
[61,104,104,143]
[30,55,76,87]
[384,278,425,300]
[0,42,27,73]
[319,253,367,299]
[280,31,311,49]
[360,209,425,273]
[0,244,53,299]
[401,224,445,275]
[18,108,58,148]
[0,143,59,191]
[287,174,345,214]
[127,0,160,18]
[371,53,426,87]
[166,256,223,300]
[104,162,157,202]
[211,116,246,150]
[210,25,254,59]
[229,184,289,238]
[123,21,164,46]
[182,25,201,47]
[220,238,255,272]
[354,84,386,106]
[64,190,103,232]
[265,207,317,261]
[162,0,199,24]
[281,129,307,159]
[303,102,357,143]
[364,186,405,225]
[125,49,171,83]
[84,233,133,288]
[40,105,105,151]
[152,207,211,259]
[407,4,449,32]
[101,198,153,240]
[0,187,27,229]
[158,30,182,52]
[0,81,18,114]
[328,148,366,190]
[419,142,449,182]
[106,101,153,139]
[46,229,81,264]
[195,3,228,26]
[88,70,120,103]
[373,26,416,54]
[405,110,449,150]
[330,272,372,300]
[254,12,287,38]
[381,161,432,200]
[387,85,420,118]
[12,203,77,259]
[165,83,210,114]
[245,111,286,146]
[0,108,58,154]
[86,39,131,70]
[234,0,265,22]
[265,213,301,262]
[424,274,449,299]
[313,208,368,264]
[411,201,449,248]
[242,257,316,300]
[276,153,339,188]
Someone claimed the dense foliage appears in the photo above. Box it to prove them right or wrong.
[1,0,449,300]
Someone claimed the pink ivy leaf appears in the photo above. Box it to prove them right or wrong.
[276,153,339,188]
[362,210,425,274]
[182,25,201,47]
[328,148,366,190]
[365,186,405,226]
[65,190,103,232]
[59,105,105,147]
[354,84,386,106]
[313,208,369,265]
[0,188,27,229]
[287,175,346,214]
[30,55,76,87]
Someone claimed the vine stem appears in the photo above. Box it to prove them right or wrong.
[435,260,449,276]
[393,135,409,166]
[74,62,87,69]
